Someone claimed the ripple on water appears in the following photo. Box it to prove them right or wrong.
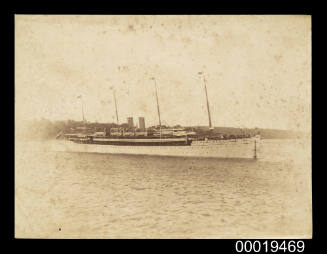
[15,139,311,238]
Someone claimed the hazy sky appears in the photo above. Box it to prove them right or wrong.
[15,15,311,131]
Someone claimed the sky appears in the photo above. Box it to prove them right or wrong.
[15,15,311,132]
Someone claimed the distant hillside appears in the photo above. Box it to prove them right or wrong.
[17,119,308,140]
[17,119,124,140]
[256,128,306,139]
[191,126,306,139]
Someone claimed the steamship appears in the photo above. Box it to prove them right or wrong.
[53,73,260,159]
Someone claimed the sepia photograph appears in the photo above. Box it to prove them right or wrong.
[15,14,311,239]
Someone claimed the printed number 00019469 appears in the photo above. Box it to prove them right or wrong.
[235,240,305,253]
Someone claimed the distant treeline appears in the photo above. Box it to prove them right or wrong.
[18,118,307,140]
[193,126,306,139]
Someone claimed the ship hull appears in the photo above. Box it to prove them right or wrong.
[51,138,260,159]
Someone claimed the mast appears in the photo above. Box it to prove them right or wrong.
[77,95,86,123]
[77,95,86,133]
[254,139,257,159]
[113,89,119,125]
[151,77,162,138]
[81,98,85,123]
[199,72,213,130]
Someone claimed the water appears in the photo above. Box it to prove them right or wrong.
[15,138,311,238]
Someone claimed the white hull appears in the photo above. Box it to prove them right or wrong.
[51,137,260,159]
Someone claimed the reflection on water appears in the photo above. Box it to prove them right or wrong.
[15,139,311,238]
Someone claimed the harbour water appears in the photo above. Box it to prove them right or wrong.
[15,138,311,238]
